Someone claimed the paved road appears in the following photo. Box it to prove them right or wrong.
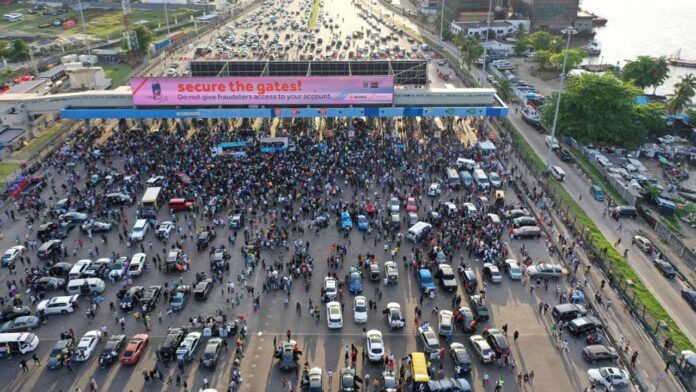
[0,137,599,391]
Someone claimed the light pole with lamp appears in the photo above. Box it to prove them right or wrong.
[439,0,446,42]
[164,0,171,36]
[77,0,96,89]
[478,0,493,84]
[544,26,577,172]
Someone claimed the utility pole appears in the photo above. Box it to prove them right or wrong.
[545,27,577,172]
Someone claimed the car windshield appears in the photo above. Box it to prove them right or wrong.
[355,304,366,312]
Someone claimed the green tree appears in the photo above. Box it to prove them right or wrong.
[634,102,667,133]
[11,39,30,61]
[533,50,551,69]
[496,78,515,102]
[540,73,646,149]
[528,31,554,51]
[441,30,454,42]
[513,23,527,39]
[461,39,483,69]
[549,49,586,70]
[622,56,671,94]
[513,37,530,56]
[121,26,154,56]
[666,73,696,115]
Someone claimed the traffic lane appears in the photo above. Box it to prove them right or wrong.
[508,111,696,347]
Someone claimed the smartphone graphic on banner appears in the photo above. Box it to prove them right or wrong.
[152,81,162,101]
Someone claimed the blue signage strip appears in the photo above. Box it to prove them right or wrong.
[60,106,508,119]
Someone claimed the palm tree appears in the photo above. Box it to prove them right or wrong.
[666,73,696,115]
[462,40,483,70]
[496,79,515,102]
[649,56,670,95]
[514,24,527,39]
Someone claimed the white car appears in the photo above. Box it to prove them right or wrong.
[128,253,147,276]
[444,202,457,215]
[469,335,494,363]
[156,221,175,238]
[108,257,129,280]
[483,263,502,283]
[388,197,400,213]
[385,302,405,330]
[176,332,202,362]
[74,330,100,361]
[1,245,26,266]
[323,277,338,301]
[146,176,165,185]
[427,183,441,197]
[37,295,79,315]
[463,202,477,217]
[504,259,522,280]
[326,301,343,329]
[366,329,385,362]
[353,296,368,324]
[438,310,454,337]
[489,172,502,188]
[587,367,630,389]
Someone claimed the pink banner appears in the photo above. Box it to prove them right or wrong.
[130,76,394,106]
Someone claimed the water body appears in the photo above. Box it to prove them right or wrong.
[582,0,696,95]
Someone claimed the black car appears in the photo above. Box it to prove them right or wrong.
[682,289,696,310]
[200,337,223,368]
[567,317,603,336]
[449,342,472,375]
[37,222,59,241]
[0,306,31,321]
[48,338,75,369]
[554,147,573,162]
[653,259,676,279]
[54,223,76,239]
[99,334,126,367]
[83,262,109,278]
[196,231,216,249]
[483,329,510,356]
[582,344,619,363]
[34,276,66,290]
[193,279,213,300]
[120,286,144,310]
[459,267,478,294]
[436,264,458,292]
[468,295,489,321]
[159,327,187,362]
[48,262,73,277]
[142,285,162,310]
[38,240,62,259]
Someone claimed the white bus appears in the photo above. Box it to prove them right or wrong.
[3,13,23,22]
[0,333,39,356]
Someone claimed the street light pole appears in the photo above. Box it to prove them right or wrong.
[544,26,577,172]
[478,0,493,83]
[164,0,171,36]
[439,0,445,42]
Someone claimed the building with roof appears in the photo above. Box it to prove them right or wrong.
[511,0,580,32]
[38,65,66,83]
[450,20,515,38]
[5,79,49,95]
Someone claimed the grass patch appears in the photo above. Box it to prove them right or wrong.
[0,162,20,183]
[13,124,63,161]
[570,150,627,205]
[502,117,694,353]
[308,0,320,30]
[0,7,199,39]
[660,215,682,234]
[102,64,132,88]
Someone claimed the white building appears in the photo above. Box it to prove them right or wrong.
[450,20,529,38]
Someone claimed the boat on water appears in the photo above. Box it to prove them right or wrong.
[520,106,542,129]
[669,50,696,68]
[584,40,601,56]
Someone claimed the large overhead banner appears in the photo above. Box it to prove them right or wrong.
[130,76,394,106]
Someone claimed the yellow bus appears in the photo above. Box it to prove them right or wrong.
[409,352,430,385]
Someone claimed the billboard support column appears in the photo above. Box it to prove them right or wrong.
[83,119,91,133]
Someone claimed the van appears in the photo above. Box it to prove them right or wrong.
[551,304,587,322]
[0,333,39,357]
[130,219,149,242]
[446,168,460,188]
[169,198,194,212]
[473,169,489,190]
[69,259,92,280]
[406,222,432,242]
[456,158,476,170]
[613,205,637,218]
[459,171,473,187]
[550,166,566,181]
[66,278,106,295]
[545,136,559,150]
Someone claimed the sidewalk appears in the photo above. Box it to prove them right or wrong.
[499,126,681,392]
